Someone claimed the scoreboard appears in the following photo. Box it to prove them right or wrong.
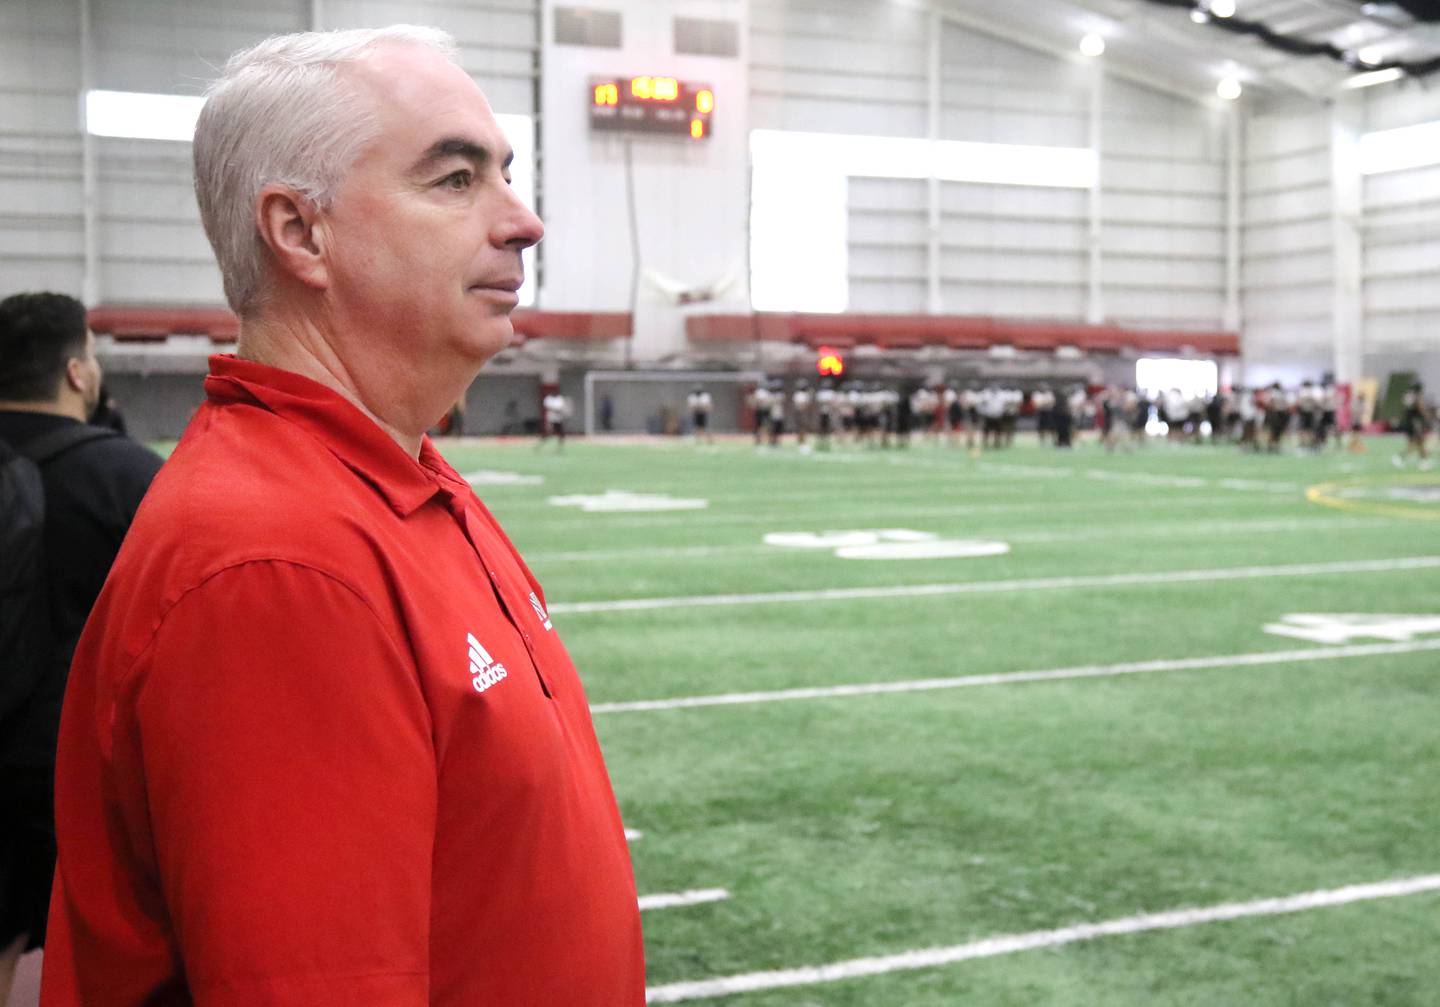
[590,75,714,139]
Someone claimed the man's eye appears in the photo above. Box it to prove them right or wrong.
[440,170,472,190]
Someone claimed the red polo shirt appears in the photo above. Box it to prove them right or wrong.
[41,356,644,1006]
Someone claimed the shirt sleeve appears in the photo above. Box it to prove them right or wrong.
[132,561,436,1005]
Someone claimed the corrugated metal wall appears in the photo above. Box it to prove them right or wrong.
[2,0,1437,379]
[1363,84,1440,358]
[750,0,1230,330]
[1241,97,1331,372]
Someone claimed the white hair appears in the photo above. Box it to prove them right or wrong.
[193,25,459,317]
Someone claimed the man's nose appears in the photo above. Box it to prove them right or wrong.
[496,188,544,250]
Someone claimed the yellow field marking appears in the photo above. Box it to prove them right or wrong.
[1306,474,1440,522]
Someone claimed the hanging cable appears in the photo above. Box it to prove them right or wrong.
[1138,0,1440,80]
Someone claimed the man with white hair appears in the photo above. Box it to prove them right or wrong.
[42,26,644,1006]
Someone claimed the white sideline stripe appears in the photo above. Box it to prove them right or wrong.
[590,638,1440,714]
[644,874,1440,1003]
[625,828,644,841]
[639,889,731,911]
[549,555,1440,615]
[523,516,1394,564]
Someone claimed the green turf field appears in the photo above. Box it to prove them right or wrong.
[438,433,1440,1005]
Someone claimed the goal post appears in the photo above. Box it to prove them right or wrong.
[582,369,768,437]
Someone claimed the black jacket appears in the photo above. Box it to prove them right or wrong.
[0,411,163,767]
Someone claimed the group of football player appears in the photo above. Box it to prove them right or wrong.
[692,377,1432,463]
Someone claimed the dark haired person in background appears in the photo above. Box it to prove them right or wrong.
[0,291,162,1000]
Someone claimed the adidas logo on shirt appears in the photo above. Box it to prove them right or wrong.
[529,592,552,630]
[467,633,508,694]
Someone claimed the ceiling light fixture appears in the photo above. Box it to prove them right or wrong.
[1357,45,1384,66]
[1210,0,1236,16]
[1079,33,1106,57]
[1216,76,1243,100]
[1341,66,1405,90]
[1190,8,1210,23]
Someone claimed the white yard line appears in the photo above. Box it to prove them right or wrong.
[496,494,1301,533]
[639,889,731,912]
[522,515,1394,564]
[625,828,644,841]
[590,638,1440,714]
[549,555,1440,616]
[644,874,1440,1003]
[977,460,1301,492]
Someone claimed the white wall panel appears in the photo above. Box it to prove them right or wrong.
[1363,81,1440,133]
[1243,217,1329,258]
[940,183,1086,219]
[849,177,925,211]
[850,278,926,312]
[1105,155,1222,195]
[1244,184,1328,226]
[91,0,306,94]
[749,95,926,136]
[849,243,927,278]
[941,282,1085,319]
[1106,191,1223,227]
[1104,224,1223,258]
[1244,147,1329,193]
[1240,100,1334,368]
[1243,285,1329,322]
[848,176,924,311]
[749,65,926,105]
[955,217,1088,249]
[1364,163,1440,210]
[1246,99,1328,156]
[848,209,927,245]
[938,177,1086,322]
[0,0,82,300]
[940,109,1086,147]
[1102,255,1224,289]
[1361,81,1440,359]
[750,0,924,138]
[943,248,1086,285]
[1243,250,1330,287]
[327,1,539,113]
[1107,288,1225,317]
[1100,77,1227,331]
[939,21,1087,148]
[1366,238,1440,276]
[1367,313,1440,351]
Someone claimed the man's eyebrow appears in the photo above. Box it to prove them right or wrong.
[412,137,515,174]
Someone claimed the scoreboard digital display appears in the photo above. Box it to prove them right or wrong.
[590,76,714,139]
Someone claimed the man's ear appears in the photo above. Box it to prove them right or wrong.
[63,356,88,395]
[255,185,330,293]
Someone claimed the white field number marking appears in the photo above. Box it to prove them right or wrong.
[763,528,1010,561]
[548,555,1440,616]
[644,874,1440,1003]
[590,638,1440,714]
[462,470,544,486]
[548,490,708,512]
[1263,613,1440,645]
[638,888,731,912]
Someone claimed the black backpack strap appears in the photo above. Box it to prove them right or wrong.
[19,424,119,467]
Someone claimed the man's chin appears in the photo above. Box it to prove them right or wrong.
[463,319,517,362]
